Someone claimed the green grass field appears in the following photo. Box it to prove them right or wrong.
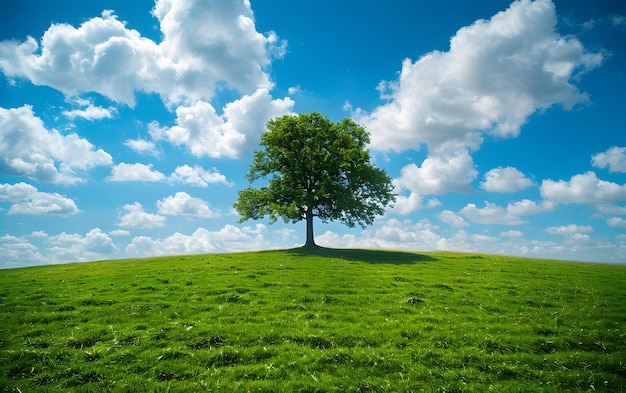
[0,248,625,392]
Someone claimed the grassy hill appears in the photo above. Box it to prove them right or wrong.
[1,248,625,392]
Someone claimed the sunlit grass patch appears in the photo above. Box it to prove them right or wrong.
[0,249,624,391]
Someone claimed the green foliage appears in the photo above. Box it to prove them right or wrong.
[234,113,395,243]
[1,250,625,392]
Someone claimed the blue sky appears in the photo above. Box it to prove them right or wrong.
[1,0,625,268]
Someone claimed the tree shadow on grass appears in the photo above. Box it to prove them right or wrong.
[285,246,437,265]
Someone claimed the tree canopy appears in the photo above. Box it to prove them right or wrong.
[234,112,395,247]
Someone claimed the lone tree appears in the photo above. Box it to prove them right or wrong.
[234,112,395,247]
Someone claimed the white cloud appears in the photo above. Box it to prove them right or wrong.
[500,230,523,237]
[152,0,277,102]
[318,218,444,251]
[355,0,603,153]
[460,199,554,225]
[155,89,294,158]
[540,171,626,204]
[157,192,217,218]
[507,199,556,216]
[107,162,166,182]
[425,198,443,208]
[390,193,424,216]
[316,231,362,249]
[0,182,79,215]
[481,166,535,192]
[317,217,626,263]
[471,234,499,243]
[124,138,160,157]
[266,30,288,59]
[170,164,231,187]
[63,102,116,121]
[438,210,469,228]
[545,224,593,235]
[118,202,166,228]
[591,146,626,173]
[125,224,267,257]
[0,1,294,162]
[109,229,130,236]
[597,204,626,216]
[0,105,112,185]
[440,229,536,257]
[461,202,525,225]
[0,235,46,267]
[0,11,160,106]
[0,1,284,107]
[30,231,48,238]
[606,217,626,229]
[396,149,478,194]
[0,228,116,266]
[390,149,477,214]
[566,233,591,242]
[49,228,116,255]
[274,228,298,241]
[376,218,441,246]
[288,85,302,95]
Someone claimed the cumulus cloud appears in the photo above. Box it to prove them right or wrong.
[355,0,603,153]
[316,217,625,263]
[391,149,477,214]
[157,192,217,218]
[0,1,295,160]
[152,0,278,102]
[0,228,117,266]
[0,105,112,185]
[48,228,116,256]
[376,218,441,245]
[592,146,626,173]
[288,85,302,95]
[106,162,232,187]
[460,199,554,225]
[596,204,626,216]
[606,217,626,229]
[540,171,626,204]
[266,30,288,59]
[471,234,500,243]
[153,89,294,158]
[170,164,231,187]
[481,166,535,192]
[118,202,166,228]
[107,162,166,182]
[317,218,444,251]
[0,235,46,267]
[461,202,526,225]
[124,138,160,157]
[397,150,478,195]
[545,224,593,235]
[390,192,425,216]
[507,199,556,216]
[63,99,116,120]
[0,182,79,215]
[438,210,469,228]
[316,231,361,249]
[125,224,267,257]
[500,230,524,237]
[0,1,283,106]
[109,229,130,236]
[0,10,160,106]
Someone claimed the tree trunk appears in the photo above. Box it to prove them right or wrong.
[305,207,316,247]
